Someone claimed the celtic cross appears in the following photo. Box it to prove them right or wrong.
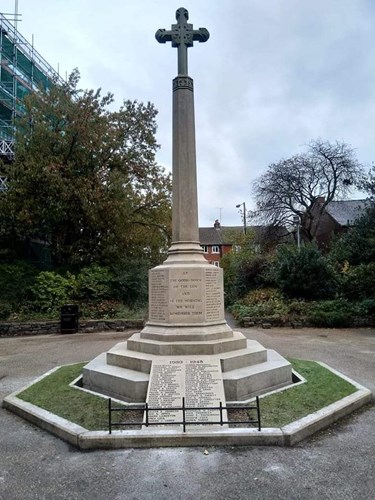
[155,7,209,75]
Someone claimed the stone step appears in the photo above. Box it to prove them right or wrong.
[126,330,247,355]
[219,341,268,372]
[83,348,292,404]
[107,343,153,373]
[106,339,268,374]
[223,350,292,402]
[82,353,149,403]
[140,323,234,342]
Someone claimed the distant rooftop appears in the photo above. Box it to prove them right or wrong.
[199,225,243,245]
[325,199,368,226]
[198,222,281,245]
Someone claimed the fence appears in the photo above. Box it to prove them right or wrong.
[108,396,261,433]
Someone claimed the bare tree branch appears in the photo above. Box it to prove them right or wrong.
[251,139,363,241]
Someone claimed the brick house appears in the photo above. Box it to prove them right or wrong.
[312,198,368,249]
[198,220,243,266]
[198,220,287,265]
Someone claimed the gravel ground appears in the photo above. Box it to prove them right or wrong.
[1,324,374,500]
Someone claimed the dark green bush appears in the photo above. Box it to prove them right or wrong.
[0,301,12,320]
[111,260,148,306]
[221,251,274,305]
[330,205,375,266]
[0,261,38,306]
[273,244,338,300]
[230,288,289,324]
[358,298,375,316]
[74,265,114,301]
[307,299,359,328]
[341,263,375,300]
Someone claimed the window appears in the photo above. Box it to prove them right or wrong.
[233,245,241,253]
[212,245,220,254]
[201,245,208,253]
[213,261,220,267]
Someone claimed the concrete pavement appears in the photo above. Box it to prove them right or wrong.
[1,326,374,500]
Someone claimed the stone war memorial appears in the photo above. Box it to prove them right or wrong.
[3,8,372,448]
[82,7,292,423]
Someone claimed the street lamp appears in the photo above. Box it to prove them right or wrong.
[293,214,301,250]
[236,202,247,235]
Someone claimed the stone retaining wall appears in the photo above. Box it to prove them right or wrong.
[0,319,144,337]
[240,316,374,328]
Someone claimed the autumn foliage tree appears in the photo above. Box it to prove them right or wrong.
[0,70,171,268]
[251,139,363,241]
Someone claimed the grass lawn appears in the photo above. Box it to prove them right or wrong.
[259,359,356,427]
[17,359,357,431]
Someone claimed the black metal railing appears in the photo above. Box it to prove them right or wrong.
[108,396,261,433]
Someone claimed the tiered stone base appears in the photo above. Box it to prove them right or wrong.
[82,329,292,403]
[83,251,292,403]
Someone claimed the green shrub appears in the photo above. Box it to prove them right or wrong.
[111,260,148,306]
[222,250,275,305]
[79,300,122,319]
[0,261,38,306]
[330,205,375,266]
[341,263,375,300]
[74,265,114,301]
[358,298,375,316]
[30,271,74,312]
[0,301,12,320]
[273,244,338,300]
[307,299,359,328]
[230,288,289,323]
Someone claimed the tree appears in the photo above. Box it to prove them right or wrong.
[273,244,338,300]
[360,165,375,199]
[220,230,274,303]
[0,70,171,267]
[251,139,363,242]
[330,205,375,266]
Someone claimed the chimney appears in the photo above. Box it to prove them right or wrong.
[214,219,221,229]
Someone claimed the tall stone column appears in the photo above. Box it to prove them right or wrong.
[141,7,232,339]
[171,75,199,246]
[156,7,209,261]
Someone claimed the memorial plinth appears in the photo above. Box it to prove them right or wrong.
[82,7,292,409]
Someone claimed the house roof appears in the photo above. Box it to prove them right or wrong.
[199,226,242,245]
[199,226,271,245]
[325,199,368,226]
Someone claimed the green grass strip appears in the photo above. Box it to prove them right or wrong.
[259,358,357,427]
[17,359,357,430]
[18,363,113,430]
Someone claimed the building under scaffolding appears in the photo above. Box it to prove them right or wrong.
[0,12,63,168]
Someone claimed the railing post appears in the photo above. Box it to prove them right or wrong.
[256,396,261,431]
[219,401,223,426]
[108,398,112,434]
[182,397,186,432]
[145,402,149,427]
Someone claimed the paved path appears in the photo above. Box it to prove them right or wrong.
[1,326,374,500]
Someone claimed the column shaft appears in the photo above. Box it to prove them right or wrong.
[172,76,199,243]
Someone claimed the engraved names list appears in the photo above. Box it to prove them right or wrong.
[146,357,227,428]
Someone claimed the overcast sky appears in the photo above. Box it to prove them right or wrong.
[2,0,374,226]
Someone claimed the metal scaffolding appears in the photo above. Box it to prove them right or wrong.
[0,11,64,162]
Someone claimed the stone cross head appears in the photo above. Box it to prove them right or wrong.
[155,7,209,75]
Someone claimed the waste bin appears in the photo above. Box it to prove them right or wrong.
[60,304,79,334]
